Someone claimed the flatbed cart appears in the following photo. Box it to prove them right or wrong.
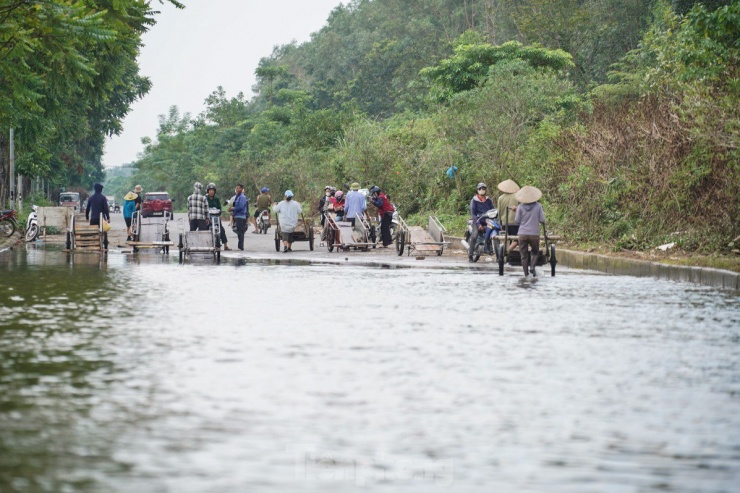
[67,213,106,252]
[493,224,560,276]
[274,212,315,251]
[127,212,174,254]
[323,211,374,252]
[395,215,450,256]
[177,209,222,262]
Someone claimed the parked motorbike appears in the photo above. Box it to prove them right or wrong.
[0,209,18,237]
[257,209,271,234]
[462,208,502,262]
[25,205,39,242]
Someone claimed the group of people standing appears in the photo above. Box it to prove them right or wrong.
[469,179,546,277]
[318,183,395,247]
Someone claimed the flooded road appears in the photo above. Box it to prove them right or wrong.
[1,245,738,492]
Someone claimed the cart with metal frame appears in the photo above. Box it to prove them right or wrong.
[395,215,449,257]
[177,210,221,262]
[493,223,559,276]
[127,211,174,254]
[274,212,315,251]
[322,210,374,252]
[67,213,106,253]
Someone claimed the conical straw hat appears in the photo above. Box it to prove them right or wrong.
[124,191,137,201]
[515,186,542,204]
[497,179,520,194]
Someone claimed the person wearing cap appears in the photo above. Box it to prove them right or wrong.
[514,186,546,277]
[343,182,367,226]
[187,182,210,232]
[131,184,143,213]
[497,179,521,252]
[229,183,248,250]
[251,187,272,233]
[273,190,303,252]
[205,183,230,250]
[123,190,138,241]
[330,190,345,221]
[468,182,495,262]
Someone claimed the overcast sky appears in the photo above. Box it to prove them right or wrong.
[103,0,343,168]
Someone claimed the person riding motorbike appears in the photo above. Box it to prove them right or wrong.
[468,182,495,262]
[252,187,272,233]
[205,183,230,250]
[331,190,345,221]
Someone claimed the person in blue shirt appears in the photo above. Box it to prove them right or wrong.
[229,183,248,250]
[343,182,367,226]
[123,191,137,241]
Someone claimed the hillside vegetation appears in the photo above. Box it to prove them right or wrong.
[35,0,740,251]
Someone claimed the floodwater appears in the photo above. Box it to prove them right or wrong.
[0,246,738,493]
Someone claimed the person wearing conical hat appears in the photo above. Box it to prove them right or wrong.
[514,186,546,277]
[123,190,138,241]
[497,179,521,252]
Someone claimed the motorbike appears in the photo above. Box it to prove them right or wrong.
[462,208,502,262]
[209,208,223,249]
[25,205,39,242]
[0,209,18,237]
[257,209,271,234]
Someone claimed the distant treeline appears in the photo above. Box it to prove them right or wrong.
[7,0,737,250]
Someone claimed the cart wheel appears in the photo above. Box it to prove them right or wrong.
[165,246,170,255]
[178,233,183,249]
[327,232,334,252]
[309,225,314,251]
[369,225,376,244]
[396,230,405,256]
[66,232,72,250]
[498,244,505,276]
[179,248,184,263]
[133,246,139,254]
[550,244,557,276]
[437,247,443,257]
[216,250,221,262]
[274,229,281,252]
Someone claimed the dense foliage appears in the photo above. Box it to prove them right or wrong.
[50,0,740,251]
[0,0,182,202]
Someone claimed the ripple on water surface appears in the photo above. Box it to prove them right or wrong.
[0,247,738,492]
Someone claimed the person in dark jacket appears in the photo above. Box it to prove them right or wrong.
[86,183,110,226]
[468,182,494,262]
[205,183,230,251]
[514,186,546,277]
[370,186,395,247]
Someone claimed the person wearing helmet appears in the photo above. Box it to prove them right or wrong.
[468,182,495,262]
[370,186,395,247]
[251,186,272,233]
[273,190,303,252]
[330,190,345,221]
[205,183,230,250]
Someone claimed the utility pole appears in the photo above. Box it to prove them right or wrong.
[9,128,15,209]
[17,172,22,212]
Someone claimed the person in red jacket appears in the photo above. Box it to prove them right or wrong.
[370,186,395,247]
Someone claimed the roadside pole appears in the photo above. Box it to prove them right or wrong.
[9,128,15,209]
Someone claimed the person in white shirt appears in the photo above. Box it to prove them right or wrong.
[273,190,303,252]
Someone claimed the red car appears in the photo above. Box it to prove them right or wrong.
[141,192,174,218]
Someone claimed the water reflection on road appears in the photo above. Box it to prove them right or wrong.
[1,246,739,492]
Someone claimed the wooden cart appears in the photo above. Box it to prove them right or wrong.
[493,224,559,276]
[274,213,315,251]
[322,211,374,252]
[67,213,106,252]
[396,215,449,257]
